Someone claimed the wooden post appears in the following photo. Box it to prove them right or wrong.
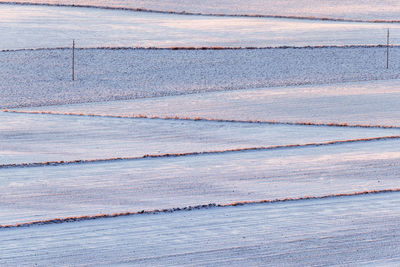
[387,29,389,69]
[72,39,75,81]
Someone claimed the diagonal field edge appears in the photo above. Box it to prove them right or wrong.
[1,135,399,169]
[2,189,400,229]
[5,110,400,129]
[1,1,400,24]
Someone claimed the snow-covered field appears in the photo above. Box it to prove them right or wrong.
[3,111,399,164]
[2,48,400,108]
[1,0,400,21]
[15,79,400,127]
[2,139,400,225]
[2,192,400,266]
[1,1,400,266]
[1,4,400,50]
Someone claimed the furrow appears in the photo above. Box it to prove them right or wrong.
[2,189,399,229]
[1,136,399,169]
[5,110,400,129]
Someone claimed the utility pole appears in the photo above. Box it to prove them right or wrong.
[72,39,75,81]
[387,29,390,69]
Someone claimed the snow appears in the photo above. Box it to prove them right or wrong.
[1,4,400,50]
[1,0,400,21]
[1,192,400,266]
[16,79,400,127]
[1,139,400,225]
[2,2,400,265]
[2,47,400,109]
[1,111,399,165]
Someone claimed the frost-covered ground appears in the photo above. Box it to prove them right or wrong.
[2,2,400,266]
[2,192,400,266]
[1,4,399,50]
[2,47,400,108]
[1,139,400,225]
[1,0,400,21]
[15,79,400,127]
[2,111,399,164]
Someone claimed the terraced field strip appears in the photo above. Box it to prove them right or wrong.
[9,109,400,129]
[2,1,400,23]
[1,0,400,22]
[3,48,400,109]
[2,188,400,229]
[2,136,400,169]
[1,139,399,225]
[2,4,400,50]
[2,192,400,266]
[3,110,398,165]
[16,79,400,127]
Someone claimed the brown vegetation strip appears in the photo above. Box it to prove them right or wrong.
[2,189,400,229]
[1,44,399,53]
[1,1,400,24]
[5,110,400,129]
[1,134,400,169]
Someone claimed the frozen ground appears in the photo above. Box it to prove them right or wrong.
[2,2,400,266]
[1,139,400,225]
[2,47,400,108]
[17,79,400,127]
[2,192,400,266]
[1,0,400,21]
[2,111,399,164]
[1,4,399,50]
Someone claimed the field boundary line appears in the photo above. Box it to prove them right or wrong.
[1,135,399,169]
[2,189,400,229]
[5,110,400,129]
[1,1,400,24]
[2,44,400,53]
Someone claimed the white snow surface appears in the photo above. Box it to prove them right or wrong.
[2,2,400,266]
[1,4,400,50]
[2,111,398,165]
[2,192,400,266]
[20,79,400,127]
[3,47,400,109]
[1,0,400,21]
[1,139,400,225]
